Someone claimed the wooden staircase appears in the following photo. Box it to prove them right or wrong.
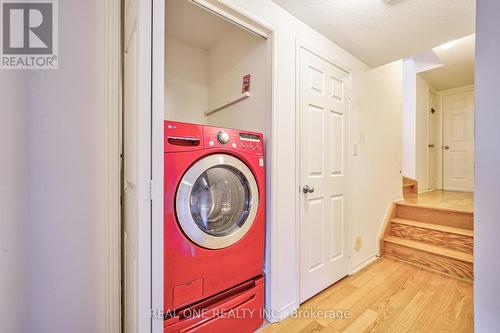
[381,202,473,282]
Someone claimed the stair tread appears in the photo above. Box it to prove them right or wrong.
[384,236,473,263]
[391,218,474,237]
[396,201,474,215]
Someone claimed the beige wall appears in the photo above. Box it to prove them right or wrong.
[351,60,404,268]
[475,0,500,329]
[165,37,209,124]
[0,1,110,331]
[0,73,29,333]
[206,29,268,134]
[165,28,267,134]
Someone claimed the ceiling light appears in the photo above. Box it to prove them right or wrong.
[438,40,457,50]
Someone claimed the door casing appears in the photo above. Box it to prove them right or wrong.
[427,89,438,191]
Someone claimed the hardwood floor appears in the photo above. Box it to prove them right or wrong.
[260,258,473,333]
[401,190,474,213]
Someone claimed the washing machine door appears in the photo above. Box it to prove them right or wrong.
[176,154,259,249]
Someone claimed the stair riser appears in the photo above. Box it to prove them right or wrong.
[396,205,473,230]
[390,223,473,254]
[384,242,473,281]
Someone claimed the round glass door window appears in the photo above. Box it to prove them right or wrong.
[176,154,259,249]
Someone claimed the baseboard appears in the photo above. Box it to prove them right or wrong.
[378,197,399,256]
[264,301,299,323]
[350,254,378,275]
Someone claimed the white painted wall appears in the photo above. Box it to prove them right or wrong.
[0,1,110,332]
[402,58,417,180]
[0,73,29,333]
[27,1,109,330]
[165,36,208,124]
[474,1,500,329]
[350,60,404,269]
[416,75,430,189]
[207,28,267,133]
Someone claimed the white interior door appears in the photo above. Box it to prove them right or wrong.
[427,91,438,190]
[443,90,475,192]
[123,0,152,331]
[298,46,350,303]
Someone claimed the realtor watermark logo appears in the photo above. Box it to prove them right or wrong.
[1,0,58,69]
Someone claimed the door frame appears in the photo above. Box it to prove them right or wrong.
[105,0,121,331]
[435,85,475,191]
[151,0,164,332]
[294,39,353,303]
[426,87,438,191]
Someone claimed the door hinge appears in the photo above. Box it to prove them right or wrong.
[151,308,165,320]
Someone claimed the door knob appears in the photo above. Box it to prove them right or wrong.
[444,145,450,150]
[428,144,435,148]
[302,185,315,193]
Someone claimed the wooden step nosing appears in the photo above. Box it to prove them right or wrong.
[383,236,473,263]
[390,218,474,237]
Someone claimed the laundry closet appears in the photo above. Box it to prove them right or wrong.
[165,0,269,134]
[162,2,271,331]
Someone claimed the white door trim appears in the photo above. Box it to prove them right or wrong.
[133,0,153,331]
[152,0,164,331]
[437,85,474,190]
[426,87,438,191]
[294,39,352,302]
[105,0,121,331]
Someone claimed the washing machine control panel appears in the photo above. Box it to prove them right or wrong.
[204,127,263,156]
[165,121,264,157]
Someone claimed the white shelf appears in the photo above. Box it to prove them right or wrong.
[204,91,251,115]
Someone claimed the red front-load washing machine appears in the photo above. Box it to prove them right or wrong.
[164,121,265,332]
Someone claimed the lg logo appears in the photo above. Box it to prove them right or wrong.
[1,1,58,69]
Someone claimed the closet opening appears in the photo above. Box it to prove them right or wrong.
[165,0,269,135]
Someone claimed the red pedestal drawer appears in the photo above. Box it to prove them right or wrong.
[164,277,264,333]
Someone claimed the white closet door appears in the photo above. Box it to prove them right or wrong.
[443,90,475,192]
[298,46,350,303]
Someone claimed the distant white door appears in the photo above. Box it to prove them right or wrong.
[428,91,438,190]
[298,46,350,303]
[443,90,475,191]
[123,0,152,331]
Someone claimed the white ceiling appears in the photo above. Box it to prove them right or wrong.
[271,0,476,67]
[419,34,475,91]
[166,0,241,50]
